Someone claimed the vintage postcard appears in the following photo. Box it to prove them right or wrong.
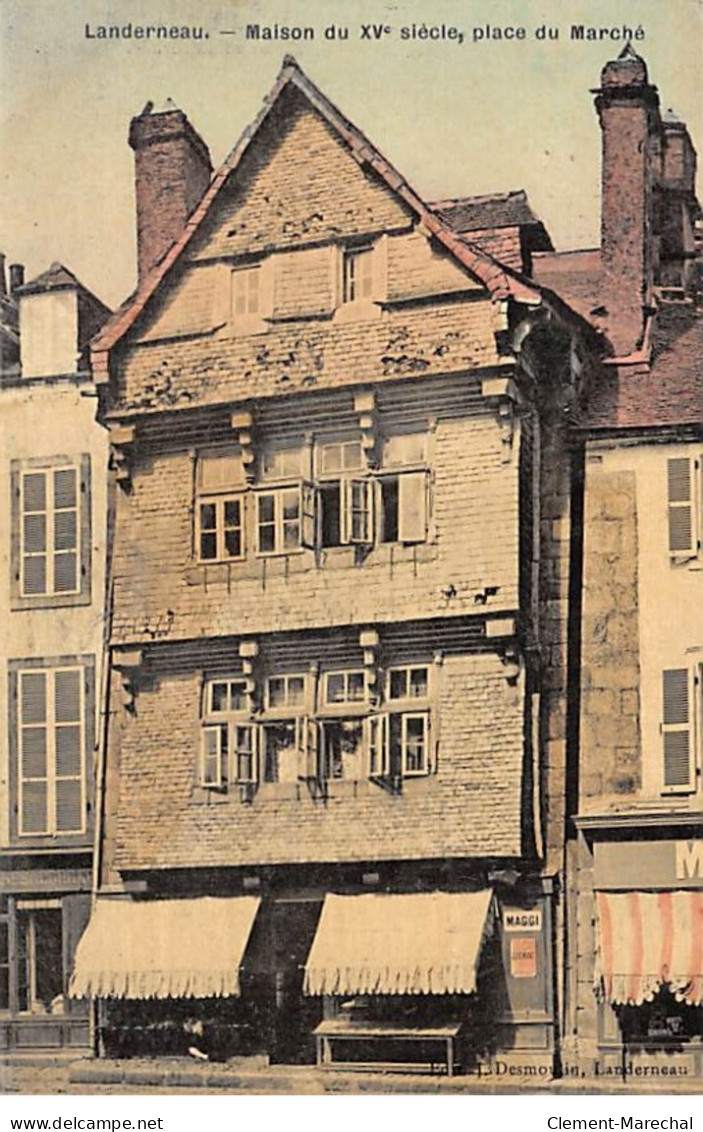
[0,0,701,1108]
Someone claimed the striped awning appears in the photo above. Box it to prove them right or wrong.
[303,890,493,997]
[595,891,703,1007]
[69,896,260,1000]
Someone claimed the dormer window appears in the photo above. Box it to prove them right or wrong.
[232,266,261,317]
[343,248,374,303]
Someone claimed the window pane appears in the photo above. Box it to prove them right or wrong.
[21,780,48,834]
[55,779,83,833]
[211,683,228,712]
[405,716,427,772]
[389,670,408,700]
[54,552,77,593]
[21,673,46,723]
[229,682,247,712]
[258,524,275,554]
[287,677,305,706]
[32,910,64,1008]
[282,490,300,521]
[23,555,47,595]
[258,494,275,523]
[54,510,77,552]
[200,503,216,530]
[56,726,82,778]
[23,514,46,553]
[54,469,77,509]
[224,499,241,527]
[224,528,242,558]
[268,677,285,708]
[348,672,365,701]
[409,668,429,698]
[200,533,217,560]
[381,478,399,542]
[21,727,48,778]
[321,444,342,475]
[326,674,345,703]
[23,473,46,512]
[55,670,81,722]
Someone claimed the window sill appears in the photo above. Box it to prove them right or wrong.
[11,590,92,611]
[332,301,384,325]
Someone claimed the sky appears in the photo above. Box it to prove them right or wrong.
[1,0,701,309]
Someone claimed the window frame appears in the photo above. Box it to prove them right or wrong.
[255,484,315,557]
[200,678,259,789]
[197,494,246,563]
[8,656,95,845]
[10,456,92,610]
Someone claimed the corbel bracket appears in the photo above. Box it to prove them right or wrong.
[112,647,143,714]
[239,639,260,714]
[480,377,523,463]
[231,409,256,484]
[354,390,379,469]
[109,424,136,491]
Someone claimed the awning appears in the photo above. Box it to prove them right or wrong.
[595,891,703,1007]
[303,890,493,997]
[69,896,260,1000]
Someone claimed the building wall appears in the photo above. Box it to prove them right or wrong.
[110,399,521,646]
[0,377,109,848]
[20,291,78,379]
[581,438,703,806]
[108,651,527,873]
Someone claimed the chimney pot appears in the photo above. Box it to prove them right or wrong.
[9,264,25,294]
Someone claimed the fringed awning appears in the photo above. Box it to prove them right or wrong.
[69,896,261,1000]
[303,890,493,997]
[595,890,703,1007]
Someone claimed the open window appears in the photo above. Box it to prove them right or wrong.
[379,433,429,545]
[200,678,258,795]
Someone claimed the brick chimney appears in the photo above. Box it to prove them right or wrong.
[129,99,212,283]
[658,110,699,289]
[594,45,661,356]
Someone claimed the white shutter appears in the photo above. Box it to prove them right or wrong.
[19,671,49,835]
[667,458,696,557]
[341,478,374,544]
[234,724,259,784]
[398,471,427,543]
[662,669,695,792]
[298,717,320,780]
[366,714,389,777]
[301,482,317,549]
[201,725,225,787]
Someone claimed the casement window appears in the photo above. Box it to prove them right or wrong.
[366,711,431,781]
[256,487,315,555]
[661,667,700,794]
[379,433,429,545]
[320,719,365,781]
[387,665,430,701]
[200,677,258,788]
[232,266,261,317]
[11,458,91,607]
[667,456,701,560]
[317,440,374,548]
[343,248,374,303]
[324,669,365,706]
[196,452,246,563]
[15,666,88,837]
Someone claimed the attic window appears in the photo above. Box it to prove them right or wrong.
[232,266,260,316]
[343,248,374,303]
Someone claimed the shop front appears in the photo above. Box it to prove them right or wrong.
[584,833,702,1081]
[0,866,92,1053]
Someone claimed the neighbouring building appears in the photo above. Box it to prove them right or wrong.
[534,47,702,1080]
[68,59,598,1074]
[0,260,110,1054]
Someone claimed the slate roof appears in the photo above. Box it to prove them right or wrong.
[432,191,553,251]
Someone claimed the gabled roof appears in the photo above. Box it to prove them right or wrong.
[431,191,553,252]
[92,56,543,380]
[17,261,111,317]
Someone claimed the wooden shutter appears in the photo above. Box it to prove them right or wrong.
[201,725,226,787]
[234,724,259,785]
[19,671,49,835]
[398,471,427,543]
[301,482,317,549]
[366,714,389,777]
[298,718,320,780]
[54,669,84,834]
[667,458,696,557]
[662,668,695,792]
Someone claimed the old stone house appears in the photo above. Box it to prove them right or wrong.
[68,57,598,1073]
[0,260,110,1054]
[535,47,702,1079]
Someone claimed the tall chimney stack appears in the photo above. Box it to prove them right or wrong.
[129,100,212,284]
[594,45,661,356]
[9,264,25,294]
